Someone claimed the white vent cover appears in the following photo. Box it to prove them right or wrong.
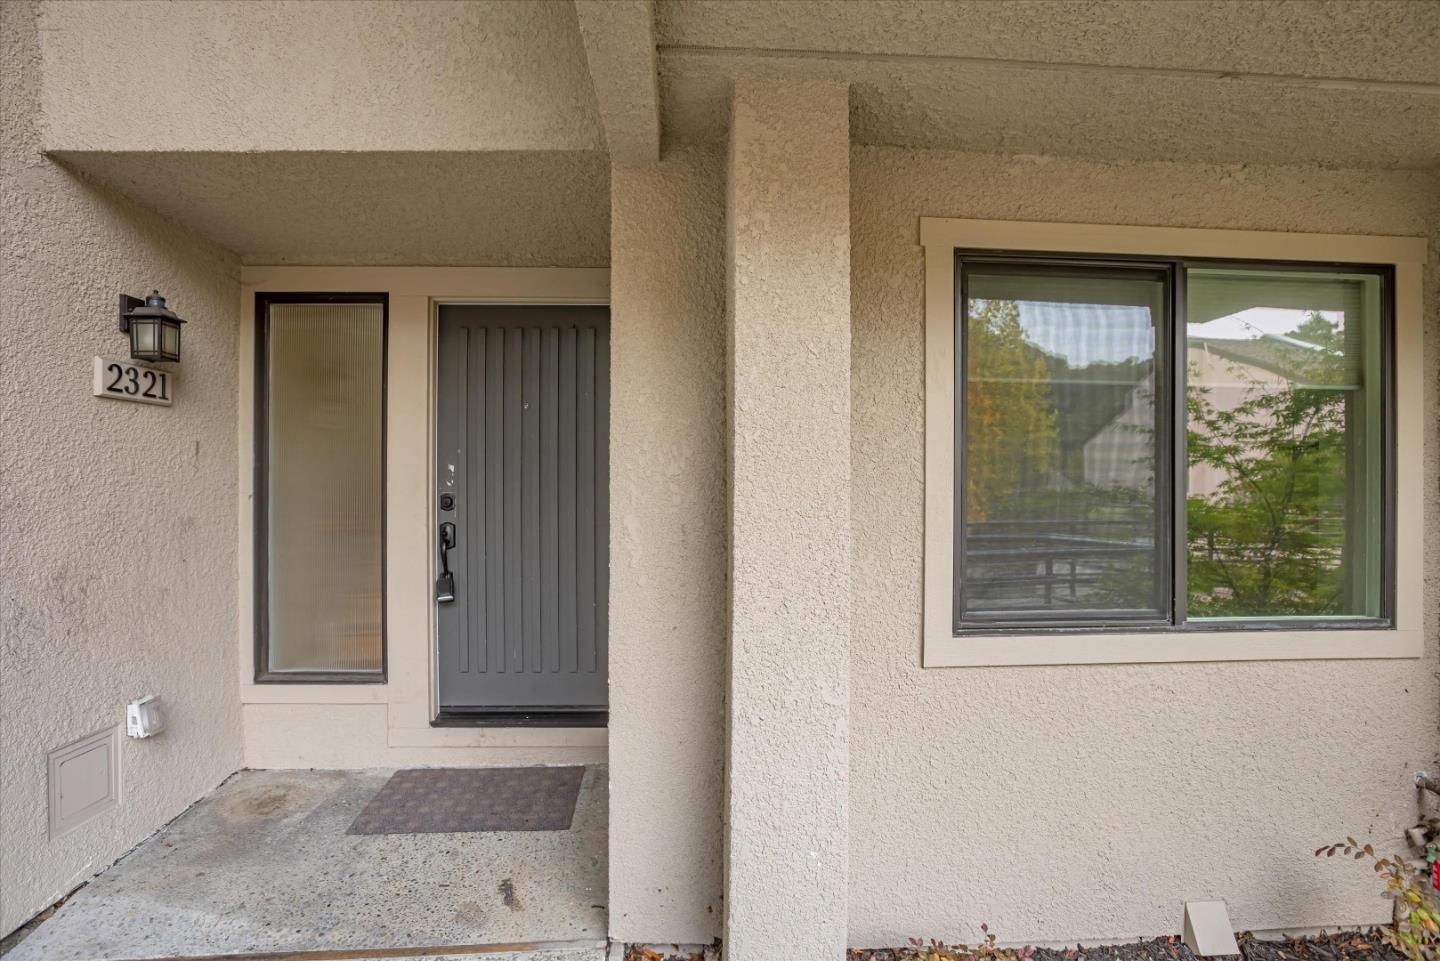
[1183,899,1240,957]
[48,726,120,839]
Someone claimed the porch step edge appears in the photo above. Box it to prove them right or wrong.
[99,938,610,961]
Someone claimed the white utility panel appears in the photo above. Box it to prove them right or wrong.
[48,727,120,838]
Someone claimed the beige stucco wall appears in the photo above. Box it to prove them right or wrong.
[50,151,612,269]
[1,0,244,935]
[608,147,728,944]
[848,145,1440,946]
[726,80,853,961]
[36,0,604,153]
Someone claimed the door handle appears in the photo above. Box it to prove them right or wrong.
[436,522,456,603]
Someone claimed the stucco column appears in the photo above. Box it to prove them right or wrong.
[725,79,851,960]
[608,149,728,945]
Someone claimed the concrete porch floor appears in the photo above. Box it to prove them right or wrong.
[5,766,608,961]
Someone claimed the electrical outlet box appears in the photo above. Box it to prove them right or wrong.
[125,695,164,738]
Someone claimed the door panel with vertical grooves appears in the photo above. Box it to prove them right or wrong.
[436,305,609,712]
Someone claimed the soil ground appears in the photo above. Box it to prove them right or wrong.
[844,931,1405,961]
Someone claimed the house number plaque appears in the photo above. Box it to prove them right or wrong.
[92,357,173,407]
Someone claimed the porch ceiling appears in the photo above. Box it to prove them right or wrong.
[52,151,611,267]
[654,0,1440,169]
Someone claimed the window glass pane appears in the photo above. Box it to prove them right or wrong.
[960,265,1168,624]
[265,301,384,673]
[1185,268,1384,620]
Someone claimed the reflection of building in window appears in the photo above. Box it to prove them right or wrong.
[1184,338,1305,498]
[1080,367,1157,492]
[1078,343,1301,496]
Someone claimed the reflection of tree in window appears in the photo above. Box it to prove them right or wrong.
[1186,311,1349,617]
[965,299,1058,521]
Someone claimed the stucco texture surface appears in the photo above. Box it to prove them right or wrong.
[1,1,243,935]
[660,53,1440,171]
[50,151,611,268]
[847,145,1440,947]
[658,0,1440,84]
[37,0,604,153]
[726,80,852,961]
[656,2,1440,169]
[608,147,727,944]
[575,0,661,164]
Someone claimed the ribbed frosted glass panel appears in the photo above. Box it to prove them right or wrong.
[265,302,384,673]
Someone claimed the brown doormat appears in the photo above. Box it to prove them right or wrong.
[347,766,585,834]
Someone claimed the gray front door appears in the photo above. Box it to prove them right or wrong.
[434,304,608,718]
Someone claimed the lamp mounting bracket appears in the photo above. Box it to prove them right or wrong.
[118,293,143,333]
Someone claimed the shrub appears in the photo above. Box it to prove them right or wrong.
[904,924,1036,960]
[1318,838,1440,960]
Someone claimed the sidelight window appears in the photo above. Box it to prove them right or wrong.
[255,294,387,681]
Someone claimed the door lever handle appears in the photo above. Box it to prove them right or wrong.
[436,522,457,603]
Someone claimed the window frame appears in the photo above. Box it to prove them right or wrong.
[921,218,1426,667]
[254,291,390,684]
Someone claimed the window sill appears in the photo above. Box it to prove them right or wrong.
[923,626,1422,667]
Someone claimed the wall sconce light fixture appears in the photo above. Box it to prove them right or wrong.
[119,290,186,363]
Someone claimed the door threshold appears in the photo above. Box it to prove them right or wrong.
[432,709,608,728]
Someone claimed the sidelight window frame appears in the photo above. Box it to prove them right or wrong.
[254,291,390,684]
[921,218,1426,667]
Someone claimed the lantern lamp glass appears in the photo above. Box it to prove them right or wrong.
[130,317,160,360]
[160,319,181,362]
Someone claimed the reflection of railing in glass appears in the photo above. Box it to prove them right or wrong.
[964,518,1154,611]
